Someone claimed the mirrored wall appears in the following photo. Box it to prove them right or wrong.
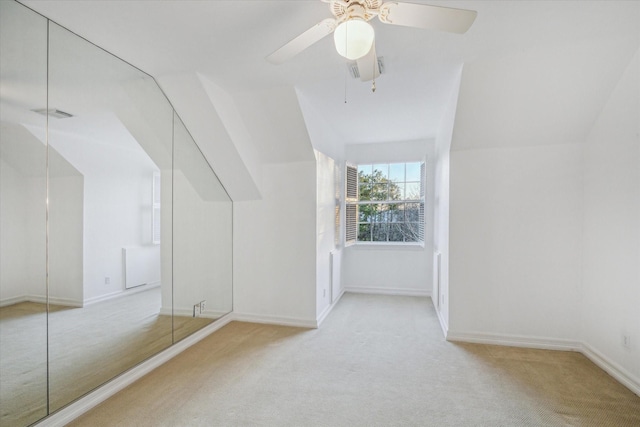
[0,2,233,425]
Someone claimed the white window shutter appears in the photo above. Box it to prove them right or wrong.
[345,164,358,245]
[346,164,358,200]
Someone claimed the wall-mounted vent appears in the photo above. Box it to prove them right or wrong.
[347,56,385,79]
[32,108,73,119]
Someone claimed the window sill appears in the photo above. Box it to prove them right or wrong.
[348,242,425,251]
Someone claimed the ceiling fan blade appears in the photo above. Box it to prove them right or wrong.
[356,44,380,82]
[266,18,337,64]
[378,2,477,34]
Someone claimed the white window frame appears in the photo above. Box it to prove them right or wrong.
[345,161,425,246]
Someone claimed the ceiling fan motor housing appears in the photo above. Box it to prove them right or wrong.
[330,0,381,23]
[266,0,477,65]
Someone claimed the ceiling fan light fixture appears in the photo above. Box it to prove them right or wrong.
[333,19,374,60]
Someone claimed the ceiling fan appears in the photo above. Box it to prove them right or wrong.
[266,0,477,81]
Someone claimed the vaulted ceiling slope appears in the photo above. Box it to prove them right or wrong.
[20,1,640,160]
[452,2,640,151]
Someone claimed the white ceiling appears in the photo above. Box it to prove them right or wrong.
[17,0,640,147]
[17,0,479,145]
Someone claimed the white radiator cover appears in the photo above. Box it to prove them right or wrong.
[123,246,161,289]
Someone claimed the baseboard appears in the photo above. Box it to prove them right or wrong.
[0,295,29,307]
[446,331,582,352]
[317,287,346,327]
[447,331,640,397]
[84,283,160,306]
[1,286,159,308]
[344,286,430,297]
[580,342,640,397]
[48,296,83,307]
[231,312,317,329]
[1,294,83,308]
[34,313,234,427]
[171,307,229,319]
[435,306,448,337]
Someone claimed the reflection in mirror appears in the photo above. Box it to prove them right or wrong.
[172,113,233,342]
[46,22,174,411]
[1,1,234,423]
[0,1,49,425]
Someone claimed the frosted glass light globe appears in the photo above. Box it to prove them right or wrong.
[333,19,374,60]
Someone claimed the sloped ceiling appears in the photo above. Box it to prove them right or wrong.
[19,0,640,155]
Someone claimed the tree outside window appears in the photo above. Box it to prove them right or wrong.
[349,162,424,243]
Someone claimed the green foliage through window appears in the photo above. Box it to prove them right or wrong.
[348,162,424,243]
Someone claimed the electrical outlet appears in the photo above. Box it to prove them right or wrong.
[622,334,631,350]
[104,277,110,285]
[200,300,206,313]
[193,303,200,318]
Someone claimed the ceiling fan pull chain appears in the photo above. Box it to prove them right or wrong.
[344,21,349,103]
[372,42,377,93]
[344,66,349,103]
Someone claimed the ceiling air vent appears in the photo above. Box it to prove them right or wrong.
[32,108,73,119]
[347,56,385,79]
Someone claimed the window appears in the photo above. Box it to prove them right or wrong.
[346,162,425,245]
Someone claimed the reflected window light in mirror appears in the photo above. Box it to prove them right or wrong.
[152,172,161,244]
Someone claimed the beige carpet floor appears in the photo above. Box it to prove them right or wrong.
[68,293,640,426]
[0,288,213,427]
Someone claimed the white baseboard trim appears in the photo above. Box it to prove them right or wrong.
[0,295,29,307]
[317,287,346,327]
[344,286,431,297]
[170,307,229,319]
[580,342,640,397]
[231,312,317,329]
[446,331,582,352]
[435,306,448,337]
[48,296,83,307]
[446,331,640,397]
[84,283,160,306]
[9,295,82,308]
[34,313,234,427]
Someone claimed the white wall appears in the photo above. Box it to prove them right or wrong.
[342,140,434,296]
[0,157,33,303]
[172,168,232,318]
[443,13,639,396]
[0,123,82,306]
[157,73,261,201]
[49,121,160,303]
[160,72,323,327]
[48,166,84,306]
[444,11,640,388]
[582,48,639,390]
[297,90,345,162]
[433,66,462,331]
[449,144,583,342]
[315,150,340,320]
[233,161,318,326]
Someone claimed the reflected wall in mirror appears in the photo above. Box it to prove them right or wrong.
[172,113,233,343]
[0,1,49,426]
[0,1,233,425]
[46,21,175,412]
